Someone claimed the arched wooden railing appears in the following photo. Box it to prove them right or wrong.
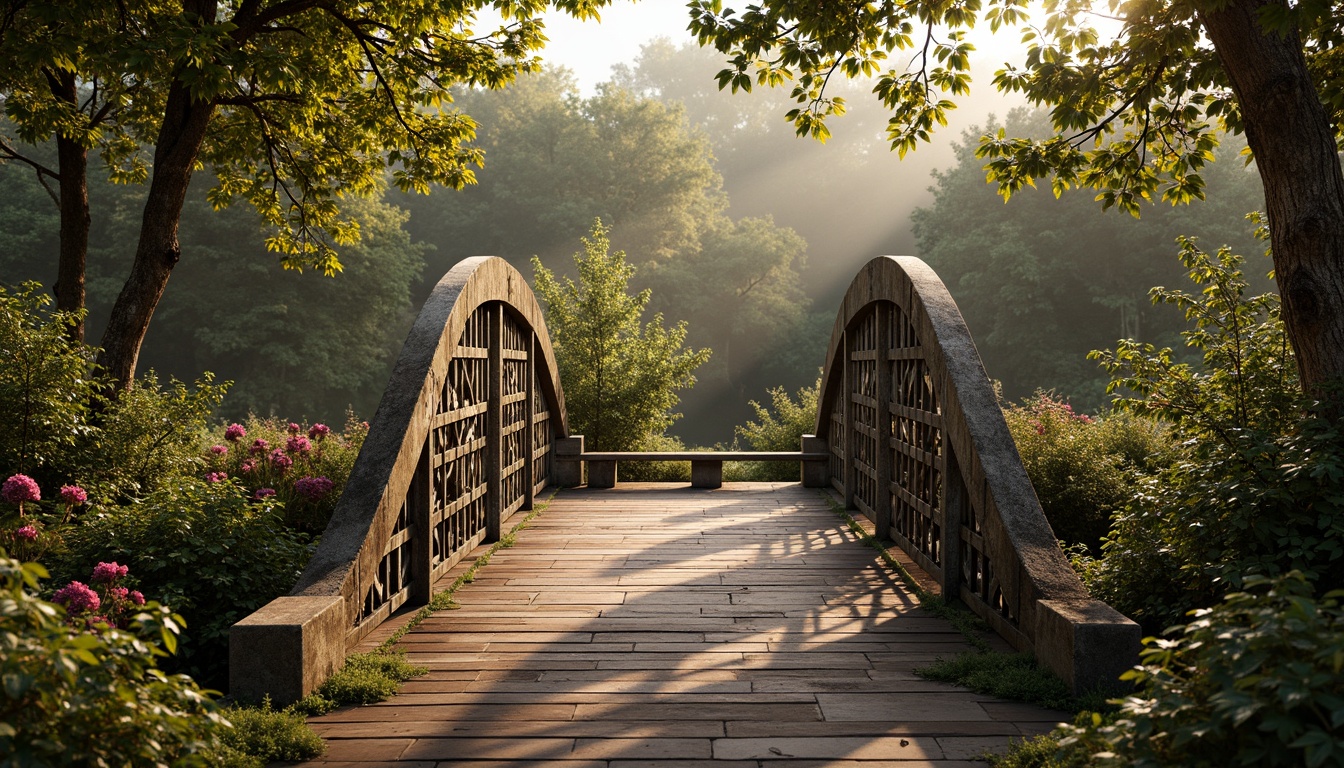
[815,256,1138,693]
[230,257,574,704]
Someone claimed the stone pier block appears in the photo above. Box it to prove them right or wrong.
[230,595,346,706]
[1034,598,1141,695]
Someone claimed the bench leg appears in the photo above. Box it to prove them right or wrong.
[690,460,722,489]
[588,460,617,489]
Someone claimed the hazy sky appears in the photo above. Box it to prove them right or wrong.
[534,0,1040,94]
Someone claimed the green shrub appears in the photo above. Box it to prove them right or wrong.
[290,650,427,714]
[0,283,98,489]
[76,371,227,501]
[202,414,367,532]
[989,733,1094,768]
[1085,235,1344,630]
[0,281,228,504]
[733,377,820,481]
[1060,573,1344,767]
[57,479,312,688]
[0,554,227,765]
[1003,393,1172,552]
[217,699,324,764]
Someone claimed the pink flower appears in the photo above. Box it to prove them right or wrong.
[110,586,129,601]
[294,476,335,501]
[361,421,369,430]
[13,525,38,541]
[225,423,247,442]
[129,590,145,606]
[209,444,228,456]
[59,485,87,506]
[1034,421,1046,435]
[308,423,331,440]
[288,422,301,435]
[250,438,270,455]
[285,435,312,454]
[240,459,257,473]
[254,488,276,500]
[269,449,293,471]
[2,474,40,504]
[205,471,228,483]
[53,581,100,613]
[91,562,128,583]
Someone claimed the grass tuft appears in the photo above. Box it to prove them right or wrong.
[217,697,325,764]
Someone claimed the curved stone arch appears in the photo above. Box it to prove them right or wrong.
[232,257,569,702]
[816,256,1137,692]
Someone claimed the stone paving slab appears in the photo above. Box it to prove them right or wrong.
[302,483,1066,766]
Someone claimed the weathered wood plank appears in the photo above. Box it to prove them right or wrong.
[299,484,1073,766]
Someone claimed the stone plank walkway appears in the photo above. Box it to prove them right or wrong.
[304,483,1066,767]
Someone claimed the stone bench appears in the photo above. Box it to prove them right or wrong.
[559,447,830,489]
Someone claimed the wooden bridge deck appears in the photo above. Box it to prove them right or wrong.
[303,483,1066,767]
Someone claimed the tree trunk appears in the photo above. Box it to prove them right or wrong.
[52,72,89,342]
[1200,0,1344,413]
[96,79,215,390]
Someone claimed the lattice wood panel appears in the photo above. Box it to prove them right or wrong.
[849,310,880,518]
[888,304,943,579]
[532,356,553,496]
[358,498,413,626]
[960,481,1015,623]
[428,304,491,582]
[501,311,530,517]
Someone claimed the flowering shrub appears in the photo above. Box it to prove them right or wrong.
[0,555,228,764]
[2,473,41,510]
[52,562,150,632]
[204,414,367,532]
[1003,392,1172,552]
[293,476,334,502]
[57,479,312,688]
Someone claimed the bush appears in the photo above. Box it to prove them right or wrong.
[0,554,228,765]
[0,283,98,490]
[0,282,228,503]
[290,650,427,715]
[217,699,324,764]
[1060,573,1344,767]
[1084,235,1344,630]
[57,479,313,688]
[202,414,367,532]
[77,371,227,501]
[733,377,820,481]
[1003,393,1172,552]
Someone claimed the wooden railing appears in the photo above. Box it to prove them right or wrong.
[814,256,1138,693]
[230,257,570,704]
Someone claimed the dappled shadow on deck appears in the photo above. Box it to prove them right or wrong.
[302,483,1068,767]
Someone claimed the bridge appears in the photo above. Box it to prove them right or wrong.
[231,255,1139,765]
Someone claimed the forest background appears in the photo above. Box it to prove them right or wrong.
[0,40,1267,444]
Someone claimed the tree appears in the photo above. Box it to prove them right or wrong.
[397,69,723,278]
[531,220,710,452]
[1,150,425,422]
[912,109,1267,408]
[0,0,602,389]
[688,0,1344,411]
[644,214,811,402]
